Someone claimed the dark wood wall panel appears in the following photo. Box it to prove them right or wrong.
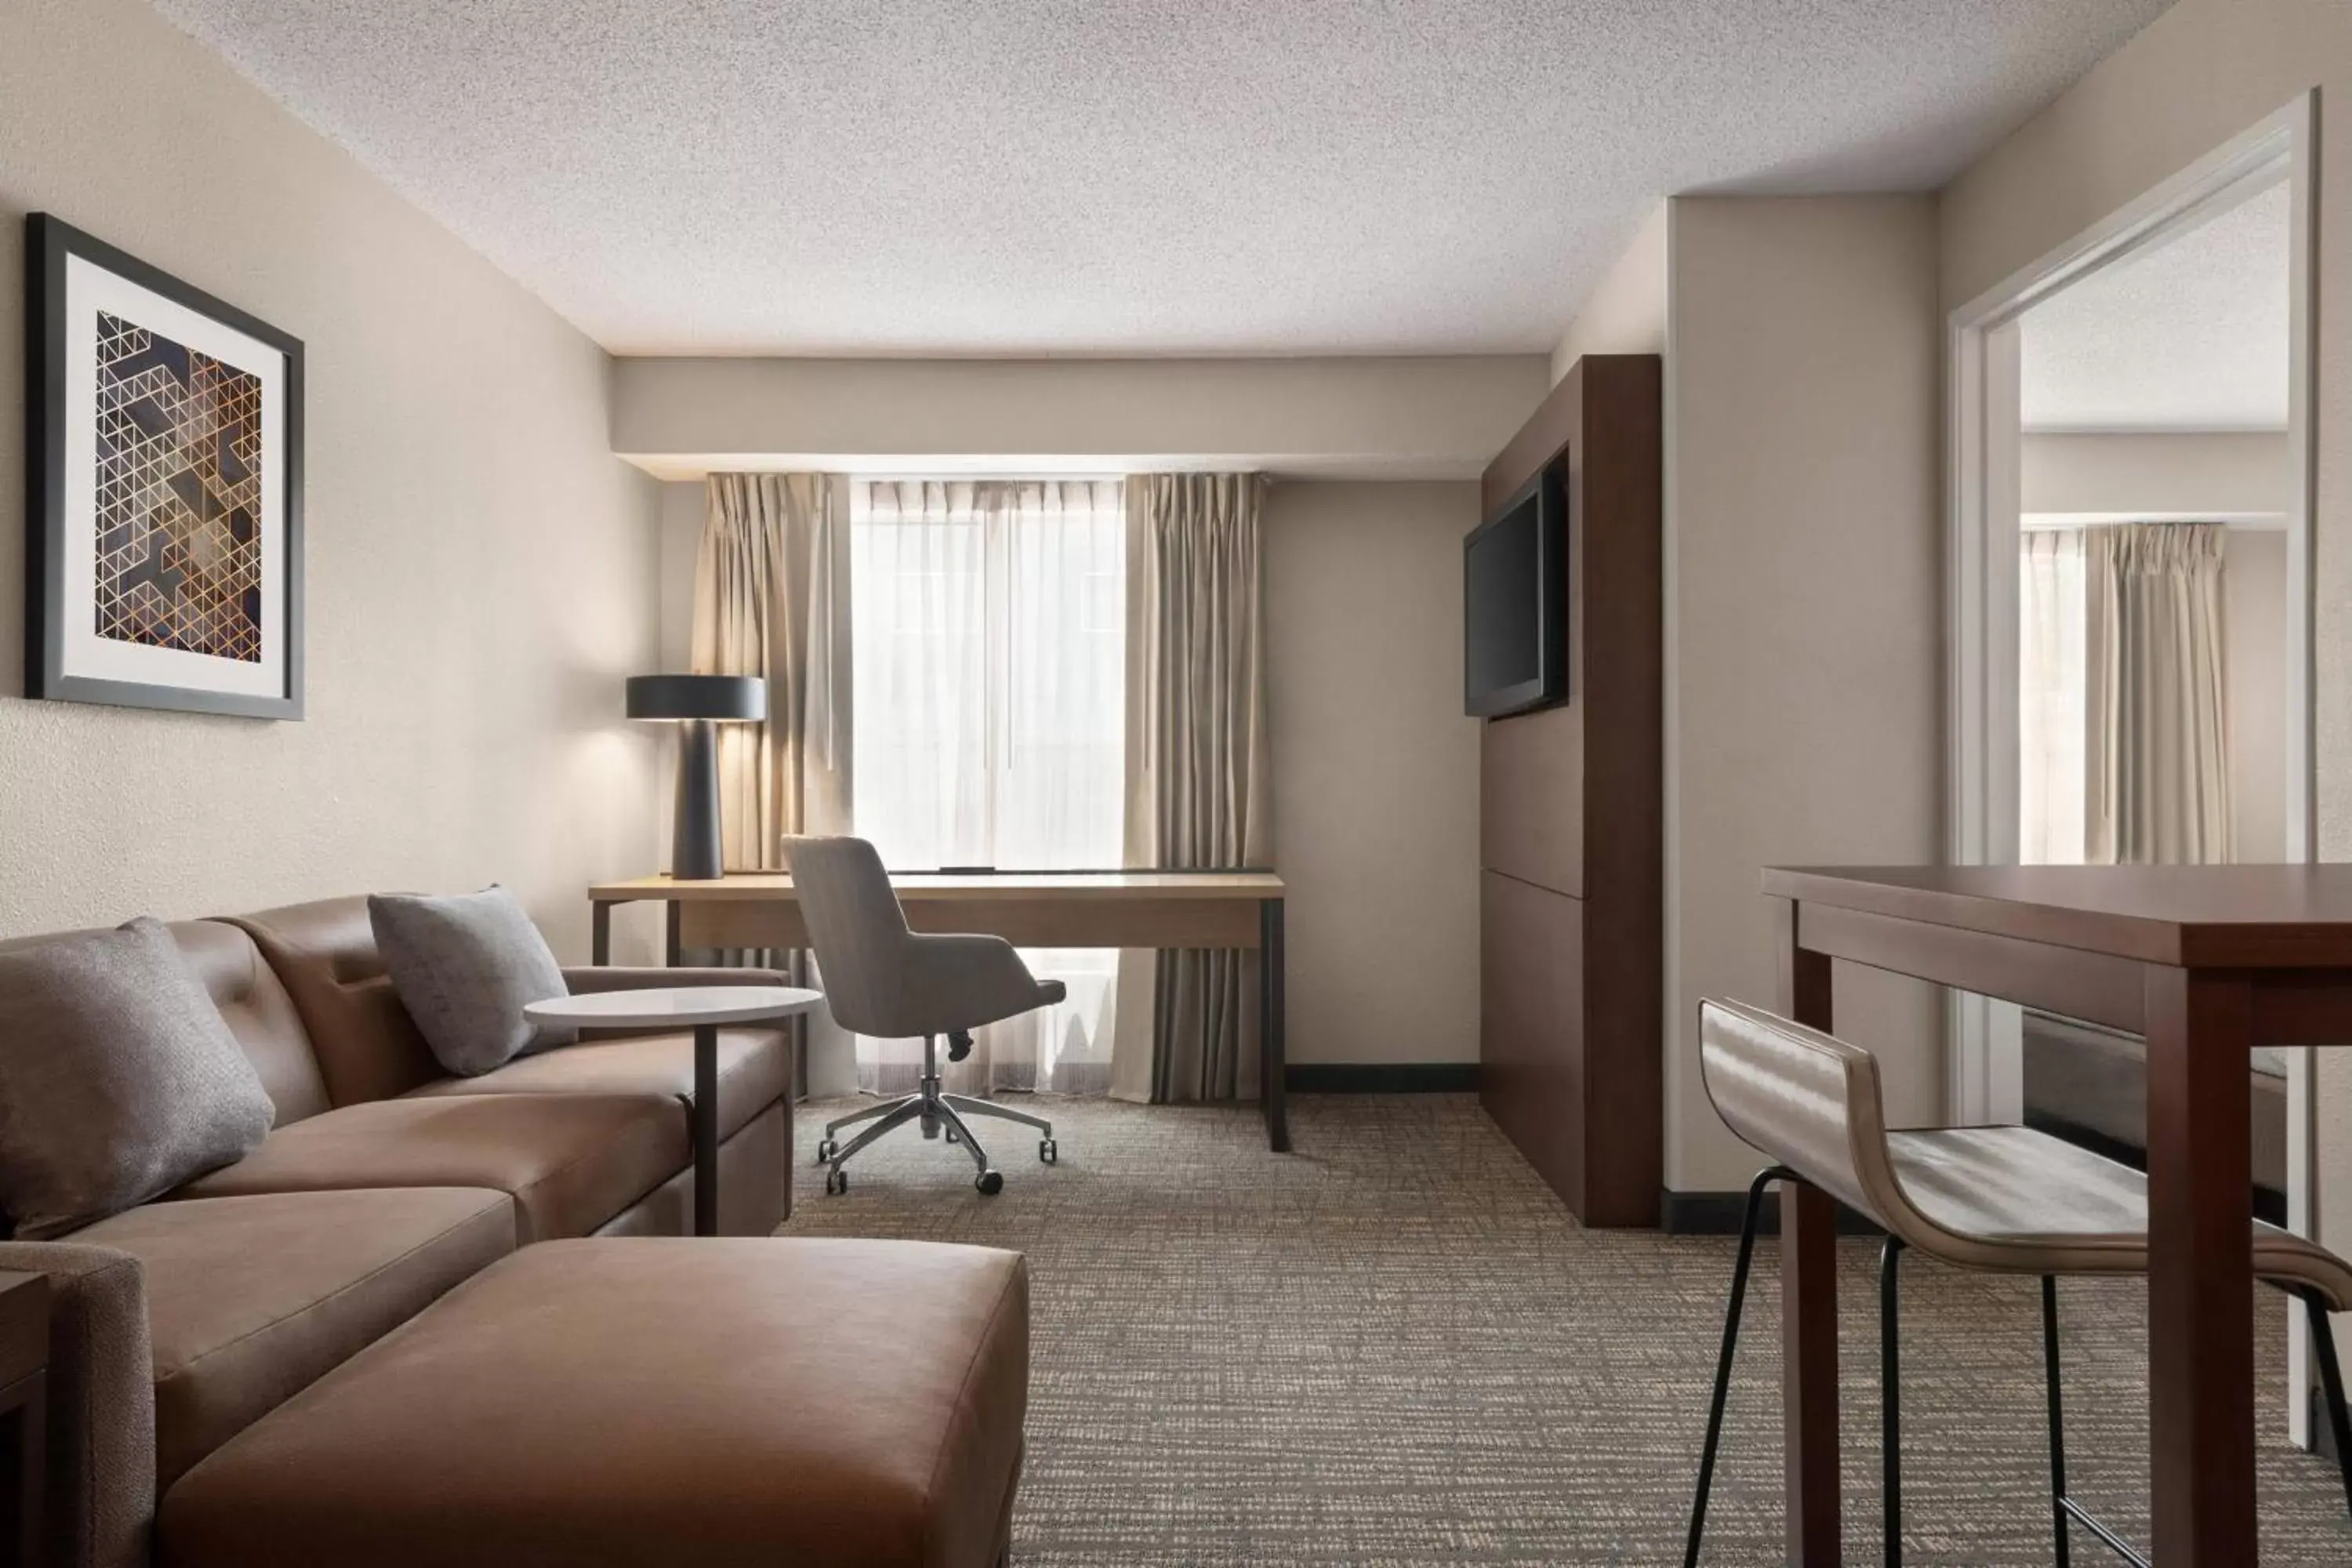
[1480,708,1583,897]
[1475,354,1662,1228]
[1480,869,1586,1214]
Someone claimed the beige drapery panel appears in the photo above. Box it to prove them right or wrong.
[1112,474,1272,1104]
[2085,522,2230,865]
[691,474,852,869]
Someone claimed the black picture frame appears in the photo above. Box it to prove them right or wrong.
[24,214,305,719]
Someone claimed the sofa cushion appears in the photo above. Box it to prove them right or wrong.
[172,921,331,1127]
[0,919,275,1237]
[368,889,575,1077]
[401,1028,789,1142]
[158,1238,1029,1568]
[71,1189,513,1490]
[220,898,445,1109]
[167,1095,686,1243]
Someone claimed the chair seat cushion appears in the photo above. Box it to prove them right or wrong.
[158,1237,1029,1568]
[1888,1125,2352,1309]
[71,1188,514,1489]
[169,1094,686,1242]
[400,1028,789,1143]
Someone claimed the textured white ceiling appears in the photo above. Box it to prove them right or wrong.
[2021,181,2292,432]
[151,0,2171,355]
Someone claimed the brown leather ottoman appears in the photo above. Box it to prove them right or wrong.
[158,1238,1029,1568]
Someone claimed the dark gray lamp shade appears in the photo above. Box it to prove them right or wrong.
[625,674,767,723]
[627,675,767,881]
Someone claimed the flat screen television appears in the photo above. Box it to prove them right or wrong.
[1462,465,1566,717]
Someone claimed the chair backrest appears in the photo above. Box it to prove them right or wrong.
[1697,997,1900,1227]
[782,836,912,1037]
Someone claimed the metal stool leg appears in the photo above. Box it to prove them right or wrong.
[1880,1236,1904,1568]
[2042,1275,2071,1568]
[2042,1272,2149,1568]
[2305,1290,2352,1523]
[1684,1166,1785,1568]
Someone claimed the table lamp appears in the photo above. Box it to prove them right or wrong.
[626,674,767,880]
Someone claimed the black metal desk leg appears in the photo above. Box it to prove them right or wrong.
[1261,897,1288,1152]
[591,901,612,966]
[692,1023,720,1236]
[665,902,682,967]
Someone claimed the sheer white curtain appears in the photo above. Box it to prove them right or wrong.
[2020,528,2088,865]
[849,480,1124,1095]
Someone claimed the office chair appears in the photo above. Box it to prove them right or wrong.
[784,834,1064,1196]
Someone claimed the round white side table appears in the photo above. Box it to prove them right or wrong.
[525,985,822,1236]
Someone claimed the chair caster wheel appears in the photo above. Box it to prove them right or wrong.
[1039,1139,1058,1165]
[824,1167,848,1196]
[815,1138,837,1165]
[975,1170,1004,1196]
[946,1127,959,1143]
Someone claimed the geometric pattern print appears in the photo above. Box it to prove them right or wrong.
[93,310,264,661]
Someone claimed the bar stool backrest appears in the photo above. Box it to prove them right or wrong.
[1699,997,1899,1229]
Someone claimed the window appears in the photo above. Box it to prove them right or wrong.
[848,479,1125,1092]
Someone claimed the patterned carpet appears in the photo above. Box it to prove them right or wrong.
[781,1093,2352,1566]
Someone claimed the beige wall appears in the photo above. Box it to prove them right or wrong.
[1550,204,1669,385]
[1664,195,1946,1191]
[2021,431,2294,517]
[0,0,664,960]
[1265,481,1483,1065]
[657,481,702,671]
[1938,0,2352,1279]
[610,356,1549,483]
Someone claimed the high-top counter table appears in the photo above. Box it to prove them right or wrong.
[589,871,1290,1151]
[1764,863,2352,1568]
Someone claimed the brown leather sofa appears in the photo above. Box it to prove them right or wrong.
[2,897,800,1567]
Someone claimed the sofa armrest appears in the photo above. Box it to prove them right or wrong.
[561,966,790,995]
[0,1240,153,1568]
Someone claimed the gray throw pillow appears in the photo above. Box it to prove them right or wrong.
[368,888,576,1077]
[0,916,274,1237]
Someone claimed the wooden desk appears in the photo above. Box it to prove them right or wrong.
[1763,863,2352,1568]
[589,871,1291,1151]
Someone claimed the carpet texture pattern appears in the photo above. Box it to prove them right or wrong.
[782,1093,2352,1565]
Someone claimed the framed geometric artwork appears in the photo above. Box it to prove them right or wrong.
[24,214,303,719]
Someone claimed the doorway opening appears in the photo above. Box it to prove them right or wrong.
[1946,92,2318,1440]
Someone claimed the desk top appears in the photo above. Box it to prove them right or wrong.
[592,870,1286,902]
[1764,864,2352,969]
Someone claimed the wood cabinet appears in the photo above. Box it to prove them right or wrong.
[1477,354,1662,1226]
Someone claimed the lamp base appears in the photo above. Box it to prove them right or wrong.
[670,719,724,880]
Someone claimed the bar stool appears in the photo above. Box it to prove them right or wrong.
[1683,997,2352,1567]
